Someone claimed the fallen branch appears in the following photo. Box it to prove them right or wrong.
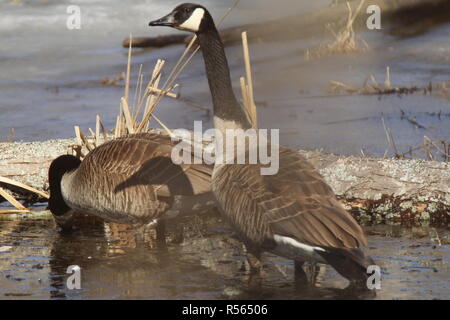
[122,35,189,48]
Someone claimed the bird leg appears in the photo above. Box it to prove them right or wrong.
[294,260,308,285]
[155,219,166,244]
[295,261,323,288]
[171,222,184,244]
[241,245,263,275]
[305,262,321,285]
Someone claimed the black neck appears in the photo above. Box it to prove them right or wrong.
[197,23,251,129]
[48,155,80,216]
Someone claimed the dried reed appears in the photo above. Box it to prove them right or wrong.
[305,0,368,61]
[330,67,425,96]
[241,31,258,128]
[381,117,450,161]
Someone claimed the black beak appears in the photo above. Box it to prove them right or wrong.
[149,12,175,27]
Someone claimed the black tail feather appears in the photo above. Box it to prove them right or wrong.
[318,247,375,283]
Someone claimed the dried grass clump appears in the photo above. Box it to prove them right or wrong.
[305,0,368,61]
[383,133,450,162]
[0,128,16,143]
[329,66,450,100]
[432,82,450,100]
[71,38,180,159]
[381,115,450,162]
[330,66,421,95]
[400,136,450,162]
[100,72,125,87]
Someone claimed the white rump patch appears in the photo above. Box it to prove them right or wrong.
[272,234,326,263]
[145,219,158,228]
[179,8,205,32]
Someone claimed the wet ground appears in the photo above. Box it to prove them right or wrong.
[0,208,448,299]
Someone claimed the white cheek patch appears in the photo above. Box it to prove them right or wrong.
[179,8,204,32]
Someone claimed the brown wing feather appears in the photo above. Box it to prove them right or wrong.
[66,133,212,224]
[212,146,366,250]
[213,164,271,246]
[84,133,212,196]
[264,147,366,248]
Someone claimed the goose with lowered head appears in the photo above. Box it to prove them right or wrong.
[48,132,214,237]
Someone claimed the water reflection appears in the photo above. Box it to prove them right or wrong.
[0,211,448,299]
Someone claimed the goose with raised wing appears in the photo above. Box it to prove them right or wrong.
[149,3,375,284]
[48,132,214,236]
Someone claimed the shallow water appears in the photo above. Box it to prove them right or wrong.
[0,209,448,299]
[1,0,449,158]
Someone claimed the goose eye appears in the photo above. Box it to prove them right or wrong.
[184,8,191,13]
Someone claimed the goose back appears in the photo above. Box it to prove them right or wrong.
[211,146,366,252]
[61,133,213,225]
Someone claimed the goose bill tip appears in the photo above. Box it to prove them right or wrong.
[148,14,175,27]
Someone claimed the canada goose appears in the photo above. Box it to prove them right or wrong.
[149,3,375,285]
[48,132,214,236]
